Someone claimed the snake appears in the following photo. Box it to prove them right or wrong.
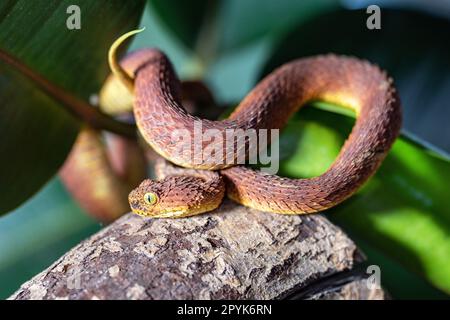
[109,31,402,218]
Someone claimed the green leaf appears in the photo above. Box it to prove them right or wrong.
[355,235,448,299]
[148,0,339,54]
[0,0,145,214]
[148,0,217,53]
[129,4,197,78]
[278,106,450,294]
[217,0,338,51]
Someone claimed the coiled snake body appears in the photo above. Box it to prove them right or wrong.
[112,35,402,218]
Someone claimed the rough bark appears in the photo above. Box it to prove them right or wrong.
[9,199,383,300]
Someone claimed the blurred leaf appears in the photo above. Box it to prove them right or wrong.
[218,0,339,51]
[129,5,196,77]
[148,0,218,53]
[205,39,273,103]
[148,0,340,54]
[278,106,450,294]
[262,8,450,153]
[0,177,100,298]
[0,0,145,214]
[355,235,449,299]
[0,65,79,215]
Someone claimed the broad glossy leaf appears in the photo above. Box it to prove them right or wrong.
[278,106,450,294]
[0,0,145,214]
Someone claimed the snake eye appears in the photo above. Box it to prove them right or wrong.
[144,192,158,205]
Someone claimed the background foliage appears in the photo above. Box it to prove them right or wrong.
[0,0,449,299]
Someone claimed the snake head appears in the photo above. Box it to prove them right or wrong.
[128,176,220,218]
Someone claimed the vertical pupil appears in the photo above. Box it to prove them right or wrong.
[145,193,155,204]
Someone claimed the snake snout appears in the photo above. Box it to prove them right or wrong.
[129,198,140,210]
[128,188,143,209]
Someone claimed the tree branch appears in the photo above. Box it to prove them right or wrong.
[9,200,385,300]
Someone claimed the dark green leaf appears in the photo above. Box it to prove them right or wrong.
[0,0,145,214]
[148,0,218,53]
[355,236,448,299]
[218,0,339,51]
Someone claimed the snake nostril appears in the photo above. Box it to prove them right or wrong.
[130,200,139,208]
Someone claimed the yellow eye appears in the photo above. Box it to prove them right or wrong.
[144,192,158,205]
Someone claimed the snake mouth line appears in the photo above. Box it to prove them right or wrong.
[129,208,148,217]
[130,206,189,219]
